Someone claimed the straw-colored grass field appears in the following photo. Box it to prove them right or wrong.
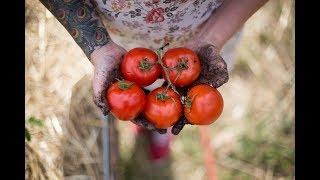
[25,0,294,179]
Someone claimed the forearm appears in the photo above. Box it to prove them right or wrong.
[203,0,269,50]
[39,0,111,60]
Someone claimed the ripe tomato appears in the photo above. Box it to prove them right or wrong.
[106,80,146,121]
[121,48,161,87]
[162,47,201,87]
[184,84,223,125]
[144,87,183,129]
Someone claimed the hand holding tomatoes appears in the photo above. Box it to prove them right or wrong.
[131,115,168,134]
[170,43,229,134]
[170,84,224,135]
[92,42,127,115]
[103,43,229,135]
[186,43,229,88]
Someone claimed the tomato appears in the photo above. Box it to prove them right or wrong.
[144,87,183,129]
[121,48,161,86]
[162,47,201,87]
[106,80,146,121]
[184,84,223,125]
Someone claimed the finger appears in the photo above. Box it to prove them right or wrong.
[131,115,157,131]
[171,116,189,135]
[92,60,123,115]
[200,56,229,88]
[197,45,229,88]
[93,71,110,115]
[131,115,168,134]
[93,95,109,116]
[210,55,229,88]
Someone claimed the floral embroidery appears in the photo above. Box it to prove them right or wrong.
[144,0,160,7]
[181,24,192,33]
[168,9,187,23]
[163,35,174,44]
[101,8,116,21]
[111,0,132,12]
[145,8,165,24]
[153,38,162,44]
[95,0,222,50]
[169,25,179,33]
[123,8,142,18]
[201,1,220,18]
[133,32,151,39]
[148,25,164,33]
[193,0,200,6]
[122,20,143,29]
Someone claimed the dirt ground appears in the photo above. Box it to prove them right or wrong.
[25,0,294,179]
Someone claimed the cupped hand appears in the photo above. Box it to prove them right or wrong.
[91,42,167,134]
[91,41,228,135]
[91,42,127,115]
[170,41,229,135]
[185,41,229,88]
[131,114,168,134]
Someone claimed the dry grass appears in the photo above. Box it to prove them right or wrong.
[25,0,294,179]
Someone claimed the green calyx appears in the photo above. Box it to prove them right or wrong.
[139,58,153,71]
[175,58,189,71]
[117,79,133,90]
[184,96,192,109]
[156,92,169,101]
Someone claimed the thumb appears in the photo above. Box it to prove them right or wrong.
[171,116,189,135]
[197,45,229,88]
[92,71,111,116]
[93,92,109,116]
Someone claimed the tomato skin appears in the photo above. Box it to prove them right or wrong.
[106,81,146,121]
[184,84,223,125]
[121,48,161,87]
[144,87,183,129]
[162,47,201,87]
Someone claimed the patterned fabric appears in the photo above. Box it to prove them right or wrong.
[94,0,223,50]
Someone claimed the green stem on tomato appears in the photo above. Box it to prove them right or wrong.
[164,70,181,94]
[115,78,133,90]
[155,43,180,96]
[139,58,153,71]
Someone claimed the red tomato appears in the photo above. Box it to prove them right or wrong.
[162,47,201,87]
[106,80,146,121]
[184,84,223,125]
[121,48,161,86]
[144,87,183,129]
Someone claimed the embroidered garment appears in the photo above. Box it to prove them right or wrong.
[95,0,222,50]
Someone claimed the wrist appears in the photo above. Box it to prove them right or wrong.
[199,23,227,52]
[205,33,224,52]
[194,24,225,52]
[189,37,222,53]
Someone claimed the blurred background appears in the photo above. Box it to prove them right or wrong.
[25,0,294,179]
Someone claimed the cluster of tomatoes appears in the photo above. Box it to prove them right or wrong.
[106,47,224,130]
